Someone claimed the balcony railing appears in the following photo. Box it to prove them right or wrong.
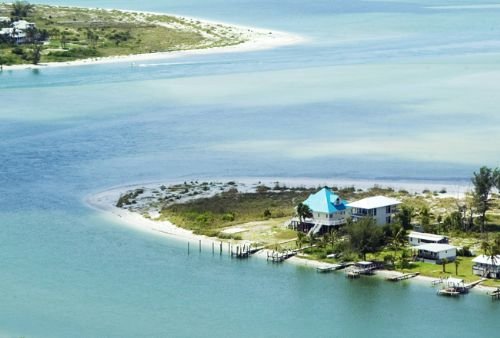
[290,217,346,226]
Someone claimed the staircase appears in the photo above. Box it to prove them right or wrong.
[307,222,323,236]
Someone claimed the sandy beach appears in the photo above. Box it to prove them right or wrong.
[85,180,496,296]
[2,7,304,71]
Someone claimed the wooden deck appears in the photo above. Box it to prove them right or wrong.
[386,272,420,282]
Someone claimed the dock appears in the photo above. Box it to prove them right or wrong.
[316,262,351,273]
[266,249,297,263]
[464,279,485,290]
[386,272,420,282]
[489,288,500,300]
[230,244,253,258]
[345,261,378,279]
[431,278,444,286]
[436,277,485,296]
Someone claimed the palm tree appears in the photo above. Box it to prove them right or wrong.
[481,240,498,267]
[296,202,312,232]
[389,225,406,256]
[441,258,448,273]
[296,231,305,249]
[454,258,461,276]
[11,1,34,19]
[472,166,495,233]
[31,43,42,65]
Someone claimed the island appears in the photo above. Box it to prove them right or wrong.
[87,166,500,297]
[0,1,299,68]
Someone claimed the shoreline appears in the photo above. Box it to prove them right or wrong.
[1,7,305,71]
[84,179,497,295]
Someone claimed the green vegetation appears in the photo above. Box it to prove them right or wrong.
[346,217,384,260]
[160,188,314,236]
[117,166,500,286]
[0,2,247,65]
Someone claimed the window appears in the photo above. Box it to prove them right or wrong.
[373,208,377,216]
[386,216,391,224]
[386,206,391,214]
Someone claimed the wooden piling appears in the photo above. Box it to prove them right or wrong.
[199,240,201,253]
[188,242,190,255]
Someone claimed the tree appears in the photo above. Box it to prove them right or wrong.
[454,258,461,276]
[472,166,496,233]
[396,205,414,230]
[420,206,433,233]
[296,202,312,232]
[296,231,305,249]
[86,29,99,48]
[10,1,34,19]
[31,43,42,65]
[481,236,500,268]
[60,31,68,48]
[443,211,463,232]
[398,249,410,269]
[441,258,448,273]
[494,167,500,192]
[388,223,406,256]
[346,217,383,261]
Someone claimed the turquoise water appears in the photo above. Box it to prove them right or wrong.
[1,0,499,336]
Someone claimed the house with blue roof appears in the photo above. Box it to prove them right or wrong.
[290,187,350,235]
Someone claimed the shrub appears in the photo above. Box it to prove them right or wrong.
[263,209,272,218]
[222,213,235,222]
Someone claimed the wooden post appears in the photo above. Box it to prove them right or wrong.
[188,242,190,255]
[220,242,222,255]
[212,242,214,254]
[199,240,201,253]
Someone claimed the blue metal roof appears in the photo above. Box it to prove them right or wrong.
[303,187,349,214]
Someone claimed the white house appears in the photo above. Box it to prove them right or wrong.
[408,231,449,246]
[0,20,35,44]
[12,20,35,31]
[415,243,456,264]
[348,196,401,225]
[289,187,350,235]
[472,255,500,279]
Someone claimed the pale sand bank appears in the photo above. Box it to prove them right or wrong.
[3,8,304,71]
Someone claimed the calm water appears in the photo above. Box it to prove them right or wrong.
[1,0,499,336]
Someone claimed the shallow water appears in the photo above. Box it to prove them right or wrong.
[1,0,499,336]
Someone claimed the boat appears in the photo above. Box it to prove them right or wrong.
[437,288,460,296]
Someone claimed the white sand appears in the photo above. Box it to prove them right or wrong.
[85,186,221,249]
[3,8,305,71]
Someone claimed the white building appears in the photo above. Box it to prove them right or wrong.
[472,255,500,279]
[348,196,401,225]
[12,20,35,31]
[289,187,350,235]
[408,232,449,246]
[0,20,35,44]
[415,243,456,264]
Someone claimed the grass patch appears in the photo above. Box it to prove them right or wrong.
[160,189,313,236]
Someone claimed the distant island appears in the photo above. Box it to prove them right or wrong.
[0,1,299,68]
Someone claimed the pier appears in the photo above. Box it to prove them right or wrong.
[316,262,352,273]
[230,244,262,258]
[267,249,297,262]
[489,288,500,300]
[386,272,420,282]
[436,277,485,296]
